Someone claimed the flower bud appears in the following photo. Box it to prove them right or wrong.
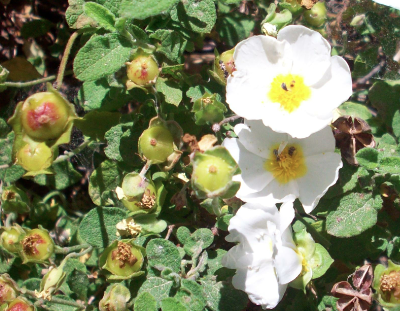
[18,228,54,264]
[16,143,53,173]
[1,186,30,214]
[99,284,131,311]
[262,23,278,37]
[36,264,66,301]
[192,93,227,125]
[0,225,25,254]
[219,49,235,77]
[374,260,400,308]
[6,297,34,311]
[0,275,18,304]
[126,54,159,87]
[100,240,145,280]
[191,146,239,199]
[139,126,174,164]
[116,173,157,214]
[303,2,327,28]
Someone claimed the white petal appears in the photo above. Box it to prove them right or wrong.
[289,126,336,157]
[304,56,352,117]
[235,120,290,159]
[373,0,400,9]
[278,25,331,86]
[274,246,302,284]
[232,261,283,309]
[279,202,295,233]
[221,244,247,269]
[298,152,343,213]
[223,138,273,192]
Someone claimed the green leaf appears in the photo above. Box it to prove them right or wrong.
[0,165,25,183]
[379,156,400,174]
[137,277,173,308]
[216,214,232,231]
[136,215,167,234]
[155,77,183,106]
[74,33,132,82]
[78,206,128,248]
[356,148,380,170]
[161,297,188,311]
[326,193,380,237]
[84,2,116,31]
[65,0,96,29]
[216,13,255,47]
[369,81,400,126]
[182,228,214,256]
[201,280,248,311]
[89,160,123,206]
[393,110,400,139]
[309,244,334,279]
[170,0,217,34]
[150,30,187,62]
[96,0,124,16]
[206,249,235,281]
[175,279,207,311]
[34,161,82,190]
[119,0,180,20]
[67,269,89,300]
[74,111,121,141]
[134,292,158,311]
[146,238,181,273]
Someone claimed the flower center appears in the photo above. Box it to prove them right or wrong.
[381,271,400,301]
[263,143,307,184]
[268,74,311,113]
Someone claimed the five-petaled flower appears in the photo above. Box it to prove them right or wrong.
[226,25,352,138]
[223,120,342,213]
[373,0,400,10]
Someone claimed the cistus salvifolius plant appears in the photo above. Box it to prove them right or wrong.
[1,0,400,310]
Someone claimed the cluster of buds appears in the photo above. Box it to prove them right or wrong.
[7,83,77,176]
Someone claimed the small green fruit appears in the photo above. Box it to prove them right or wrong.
[0,226,24,254]
[1,185,30,214]
[0,275,17,304]
[16,143,53,172]
[193,156,232,193]
[219,49,235,76]
[103,241,144,277]
[126,55,159,86]
[6,297,34,311]
[139,126,175,164]
[99,284,131,311]
[19,228,54,263]
[303,2,327,28]
[20,92,70,141]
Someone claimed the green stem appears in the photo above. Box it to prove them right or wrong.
[139,160,152,178]
[64,245,93,261]
[0,71,71,88]
[42,190,68,208]
[295,210,331,249]
[5,212,16,228]
[53,140,90,164]
[24,289,85,309]
[55,243,91,255]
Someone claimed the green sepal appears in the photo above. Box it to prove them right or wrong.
[134,214,168,236]
[191,146,239,199]
[261,3,293,31]
[99,284,131,311]
[208,49,226,86]
[1,185,30,214]
[373,260,400,308]
[99,239,146,281]
[192,93,227,125]
[0,65,9,92]
[38,264,67,300]
[278,0,304,16]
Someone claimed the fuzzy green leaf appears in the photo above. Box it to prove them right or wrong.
[356,148,380,170]
[119,0,180,20]
[134,292,158,311]
[137,277,174,308]
[146,238,181,273]
[161,297,188,311]
[84,2,116,31]
[183,228,214,256]
[78,206,128,248]
[155,77,182,106]
[150,30,187,62]
[67,269,89,300]
[201,280,248,311]
[75,111,121,141]
[74,33,132,82]
[34,161,81,190]
[175,279,207,311]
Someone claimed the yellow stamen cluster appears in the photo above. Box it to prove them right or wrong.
[264,144,307,184]
[381,271,400,300]
[268,74,311,113]
[111,242,138,268]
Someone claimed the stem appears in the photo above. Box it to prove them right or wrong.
[42,191,68,208]
[53,140,90,164]
[5,213,16,227]
[24,289,85,309]
[0,71,71,88]
[55,243,91,255]
[139,160,152,178]
[0,164,10,170]
[64,245,93,261]
[212,115,242,133]
[295,210,331,249]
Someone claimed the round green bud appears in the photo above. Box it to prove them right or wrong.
[0,276,17,304]
[6,297,34,311]
[119,173,157,213]
[139,126,174,163]
[1,186,29,214]
[104,241,144,277]
[16,143,53,172]
[126,55,159,86]
[193,155,233,193]
[219,48,235,76]
[0,226,24,253]
[303,2,327,28]
[20,92,70,141]
[19,228,54,263]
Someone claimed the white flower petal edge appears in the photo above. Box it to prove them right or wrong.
[373,0,400,10]
[226,25,352,138]
[222,202,302,309]
[222,120,342,212]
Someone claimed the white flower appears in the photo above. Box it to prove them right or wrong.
[223,120,342,213]
[226,25,352,138]
[373,0,400,10]
[222,202,302,309]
